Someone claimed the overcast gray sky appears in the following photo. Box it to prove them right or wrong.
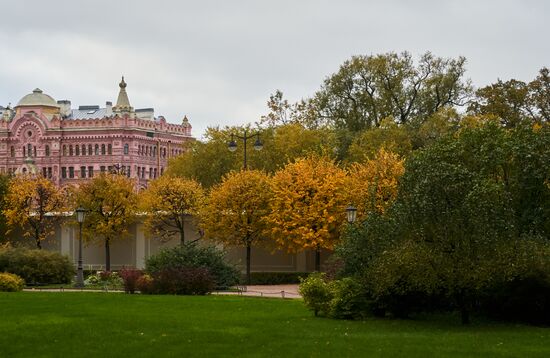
[0,0,548,137]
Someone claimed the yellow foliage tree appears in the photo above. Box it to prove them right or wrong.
[76,173,137,271]
[346,148,405,221]
[4,175,65,249]
[141,176,205,245]
[267,156,347,271]
[200,170,272,284]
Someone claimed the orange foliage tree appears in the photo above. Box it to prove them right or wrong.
[4,175,65,249]
[140,176,205,245]
[346,148,405,221]
[267,156,347,271]
[76,173,137,271]
[200,170,272,284]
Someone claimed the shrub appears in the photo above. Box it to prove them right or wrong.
[0,272,25,292]
[120,268,143,294]
[136,274,154,294]
[152,268,214,295]
[0,247,74,285]
[84,271,123,289]
[329,278,370,320]
[242,272,309,285]
[146,243,239,288]
[299,273,333,317]
[480,270,550,325]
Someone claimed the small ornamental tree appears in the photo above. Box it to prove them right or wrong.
[4,175,65,249]
[267,156,347,271]
[76,173,137,271]
[141,176,205,245]
[200,170,272,284]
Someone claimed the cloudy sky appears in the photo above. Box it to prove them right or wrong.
[0,0,548,137]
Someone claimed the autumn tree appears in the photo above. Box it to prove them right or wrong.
[0,174,11,244]
[346,148,405,221]
[200,170,272,284]
[298,52,472,131]
[267,156,347,271]
[4,175,65,249]
[76,173,137,271]
[141,176,205,245]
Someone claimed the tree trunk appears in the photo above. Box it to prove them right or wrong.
[105,238,111,272]
[36,238,42,249]
[461,307,470,325]
[35,228,41,249]
[315,245,321,272]
[458,290,471,325]
[246,243,251,285]
[180,227,185,246]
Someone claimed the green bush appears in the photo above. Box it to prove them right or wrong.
[243,272,309,285]
[329,278,370,320]
[0,272,25,292]
[0,248,74,285]
[152,268,214,295]
[146,243,239,289]
[299,273,333,317]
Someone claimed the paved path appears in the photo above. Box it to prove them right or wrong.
[24,284,301,299]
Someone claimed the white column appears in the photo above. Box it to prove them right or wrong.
[135,223,146,269]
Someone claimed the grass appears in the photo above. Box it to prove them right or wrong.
[0,293,549,357]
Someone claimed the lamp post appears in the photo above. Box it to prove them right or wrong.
[75,207,86,288]
[228,129,263,170]
[228,130,263,284]
[346,205,357,224]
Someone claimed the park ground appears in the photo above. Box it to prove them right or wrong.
[0,292,549,357]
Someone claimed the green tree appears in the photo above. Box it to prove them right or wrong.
[76,173,137,271]
[298,52,472,131]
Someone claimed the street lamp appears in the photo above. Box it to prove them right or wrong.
[228,130,263,170]
[346,205,357,224]
[75,207,86,288]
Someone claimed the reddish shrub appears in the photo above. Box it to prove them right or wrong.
[136,274,154,294]
[120,268,143,294]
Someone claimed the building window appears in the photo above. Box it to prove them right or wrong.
[160,167,164,176]
[69,167,74,178]
[81,144,86,156]
[88,166,94,178]
[42,167,47,178]
[45,145,50,157]
[88,144,92,155]
[27,144,32,157]
[63,145,67,156]
[101,144,106,155]
[124,143,129,155]
[75,145,80,156]
[47,167,52,179]
[95,144,99,155]
[80,166,86,178]
[61,167,67,179]
[153,168,157,178]
[22,146,25,157]
[126,167,131,178]
[108,144,112,155]
[34,146,37,157]
[149,168,153,178]
[100,166,106,173]
[10,146,14,157]
[69,145,73,156]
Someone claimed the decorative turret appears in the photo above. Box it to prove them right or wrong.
[112,76,134,114]
[182,115,190,127]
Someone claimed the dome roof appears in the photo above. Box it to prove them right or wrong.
[16,88,59,108]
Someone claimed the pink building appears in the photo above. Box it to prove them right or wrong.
[0,77,193,187]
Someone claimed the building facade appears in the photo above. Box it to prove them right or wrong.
[0,77,193,188]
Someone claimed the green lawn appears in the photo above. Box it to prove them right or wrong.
[0,293,548,357]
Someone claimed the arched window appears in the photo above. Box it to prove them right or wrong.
[22,146,26,157]
[69,145,73,156]
[28,144,32,157]
[108,144,112,155]
[124,143,129,155]
[95,144,99,155]
[10,146,15,157]
[153,146,157,157]
[75,145,80,156]
[45,145,50,157]
[88,144,92,155]
[101,144,106,155]
[63,145,67,156]
[34,146,37,157]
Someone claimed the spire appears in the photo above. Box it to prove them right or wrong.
[113,76,133,114]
